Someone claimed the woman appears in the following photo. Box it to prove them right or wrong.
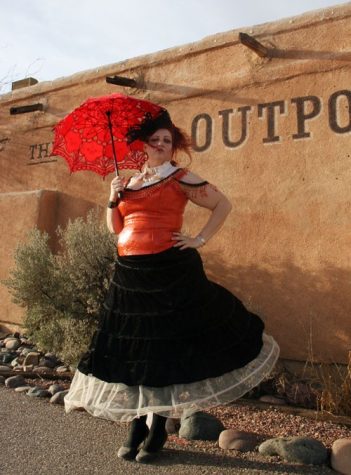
[64,110,279,464]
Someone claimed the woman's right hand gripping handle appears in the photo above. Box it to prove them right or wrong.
[110,176,126,201]
[107,176,126,234]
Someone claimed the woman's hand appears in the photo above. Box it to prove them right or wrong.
[172,232,204,250]
[110,176,126,200]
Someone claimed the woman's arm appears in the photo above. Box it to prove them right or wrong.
[172,171,232,250]
[106,176,125,234]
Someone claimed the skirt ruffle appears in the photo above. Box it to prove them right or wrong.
[64,333,279,421]
[64,247,279,421]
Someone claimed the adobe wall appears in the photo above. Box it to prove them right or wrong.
[0,4,350,363]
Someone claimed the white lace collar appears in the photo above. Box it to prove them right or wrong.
[128,161,179,189]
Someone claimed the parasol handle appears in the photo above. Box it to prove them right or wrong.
[106,110,122,199]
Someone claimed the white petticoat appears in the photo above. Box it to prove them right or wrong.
[64,333,279,422]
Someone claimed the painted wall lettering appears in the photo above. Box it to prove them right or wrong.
[191,89,350,152]
[328,89,351,134]
[257,101,286,143]
[218,106,251,149]
[28,142,56,163]
[191,113,212,152]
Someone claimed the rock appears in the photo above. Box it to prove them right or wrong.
[39,357,57,369]
[20,348,33,356]
[10,356,23,367]
[24,352,40,366]
[259,436,328,465]
[0,352,16,364]
[13,365,24,372]
[50,390,69,404]
[23,364,34,372]
[55,365,69,373]
[0,365,11,372]
[259,395,286,405]
[219,430,260,451]
[5,375,26,389]
[166,418,181,434]
[14,386,31,393]
[48,384,64,395]
[0,375,5,384]
[331,438,351,475]
[5,339,21,351]
[33,366,53,374]
[179,411,225,441]
[27,387,51,398]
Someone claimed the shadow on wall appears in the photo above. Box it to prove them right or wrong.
[203,250,351,365]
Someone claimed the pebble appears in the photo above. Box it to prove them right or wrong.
[5,338,21,351]
[5,375,26,389]
[39,357,57,369]
[24,352,40,366]
[0,364,11,372]
[48,384,64,395]
[219,429,260,451]
[27,387,51,398]
[50,390,69,404]
[259,395,286,405]
[0,375,5,384]
[331,438,351,475]
[33,366,53,374]
[0,353,16,364]
[14,386,31,393]
[180,411,225,441]
[259,436,328,465]
[55,365,70,373]
[20,348,33,356]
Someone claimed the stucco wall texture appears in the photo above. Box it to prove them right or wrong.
[0,4,350,363]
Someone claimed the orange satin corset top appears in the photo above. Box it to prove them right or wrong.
[117,169,188,255]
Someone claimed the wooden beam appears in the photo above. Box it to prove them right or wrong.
[239,32,269,58]
[106,75,137,88]
[10,103,44,115]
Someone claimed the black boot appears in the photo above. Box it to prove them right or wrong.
[117,415,149,460]
[135,414,168,463]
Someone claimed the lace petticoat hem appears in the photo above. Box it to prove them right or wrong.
[64,333,279,422]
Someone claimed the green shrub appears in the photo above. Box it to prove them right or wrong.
[4,209,116,365]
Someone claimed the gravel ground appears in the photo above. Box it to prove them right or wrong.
[1,384,350,475]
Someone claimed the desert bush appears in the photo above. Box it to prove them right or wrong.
[4,209,116,365]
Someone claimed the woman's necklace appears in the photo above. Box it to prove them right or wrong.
[127,161,177,189]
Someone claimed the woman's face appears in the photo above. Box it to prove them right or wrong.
[144,128,173,163]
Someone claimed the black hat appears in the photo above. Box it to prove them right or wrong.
[126,109,173,144]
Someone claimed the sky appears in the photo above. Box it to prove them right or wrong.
[0,0,347,94]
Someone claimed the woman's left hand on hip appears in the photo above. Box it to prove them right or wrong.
[172,232,203,250]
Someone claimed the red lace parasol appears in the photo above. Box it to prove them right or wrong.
[51,93,165,178]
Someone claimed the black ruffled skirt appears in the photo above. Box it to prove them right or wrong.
[64,247,279,421]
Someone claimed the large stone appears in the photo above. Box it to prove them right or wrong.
[0,352,16,364]
[50,390,69,405]
[5,339,21,351]
[14,385,31,393]
[219,430,260,452]
[259,437,328,465]
[179,411,225,441]
[0,365,11,372]
[48,384,64,395]
[5,375,25,389]
[165,418,181,434]
[331,438,351,475]
[38,358,57,369]
[24,352,40,366]
[27,387,51,398]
